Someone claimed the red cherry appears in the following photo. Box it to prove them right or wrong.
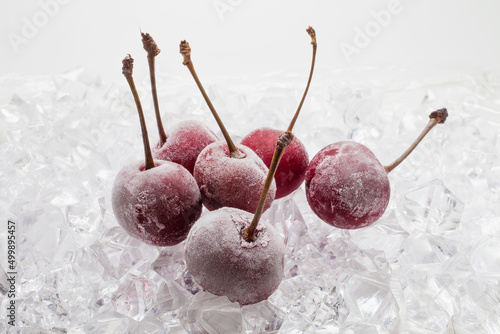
[306,109,448,229]
[241,128,308,199]
[152,120,218,174]
[180,40,278,213]
[241,27,317,199]
[185,207,285,305]
[194,141,276,213]
[305,141,390,229]
[113,55,202,246]
[185,133,293,305]
[112,161,202,246]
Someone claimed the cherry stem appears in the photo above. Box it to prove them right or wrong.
[384,108,448,174]
[243,132,294,242]
[180,40,243,158]
[287,26,317,133]
[142,32,167,146]
[122,54,155,170]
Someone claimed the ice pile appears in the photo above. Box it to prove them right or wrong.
[1,67,500,333]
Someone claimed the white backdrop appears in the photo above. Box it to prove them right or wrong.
[2,1,500,332]
[2,0,500,84]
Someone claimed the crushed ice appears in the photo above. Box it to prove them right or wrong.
[1,68,500,333]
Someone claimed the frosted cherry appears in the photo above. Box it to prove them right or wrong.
[306,141,390,229]
[185,132,293,305]
[242,128,308,199]
[112,55,202,246]
[185,207,285,305]
[112,160,202,246]
[241,27,316,199]
[152,120,218,174]
[194,141,275,212]
[180,39,276,213]
[306,108,448,229]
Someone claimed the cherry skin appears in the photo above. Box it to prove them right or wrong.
[193,142,276,213]
[185,207,285,305]
[305,141,390,229]
[241,128,308,199]
[152,120,218,174]
[112,160,203,246]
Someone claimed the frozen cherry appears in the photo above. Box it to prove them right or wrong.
[180,39,276,213]
[306,109,448,229]
[241,27,316,199]
[185,132,293,305]
[194,141,274,212]
[112,160,202,246]
[152,119,218,175]
[112,55,202,246]
[185,207,285,305]
[306,141,390,229]
[141,32,218,174]
[241,128,309,199]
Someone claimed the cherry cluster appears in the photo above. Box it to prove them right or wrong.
[111,29,448,305]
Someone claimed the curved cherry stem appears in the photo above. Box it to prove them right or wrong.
[384,108,448,174]
[142,32,167,146]
[287,26,317,133]
[180,40,243,158]
[122,54,155,170]
[243,132,294,242]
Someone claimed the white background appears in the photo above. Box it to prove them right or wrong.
[2,2,500,332]
[2,0,500,84]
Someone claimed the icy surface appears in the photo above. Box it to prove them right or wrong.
[1,67,500,333]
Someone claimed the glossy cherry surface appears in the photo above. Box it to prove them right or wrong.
[241,128,308,199]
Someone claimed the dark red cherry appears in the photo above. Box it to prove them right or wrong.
[152,120,218,174]
[305,141,390,229]
[112,55,202,246]
[241,27,317,199]
[306,109,448,229]
[241,128,308,199]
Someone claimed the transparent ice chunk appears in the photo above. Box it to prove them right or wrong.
[112,273,160,322]
[470,238,500,279]
[151,280,190,326]
[84,313,133,334]
[345,275,399,329]
[242,300,285,333]
[90,226,159,279]
[400,179,464,235]
[179,291,242,333]
[152,242,187,282]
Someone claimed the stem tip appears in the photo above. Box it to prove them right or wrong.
[429,108,448,124]
[306,26,317,45]
[141,32,161,58]
[180,40,192,65]
[122,54,134,77]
